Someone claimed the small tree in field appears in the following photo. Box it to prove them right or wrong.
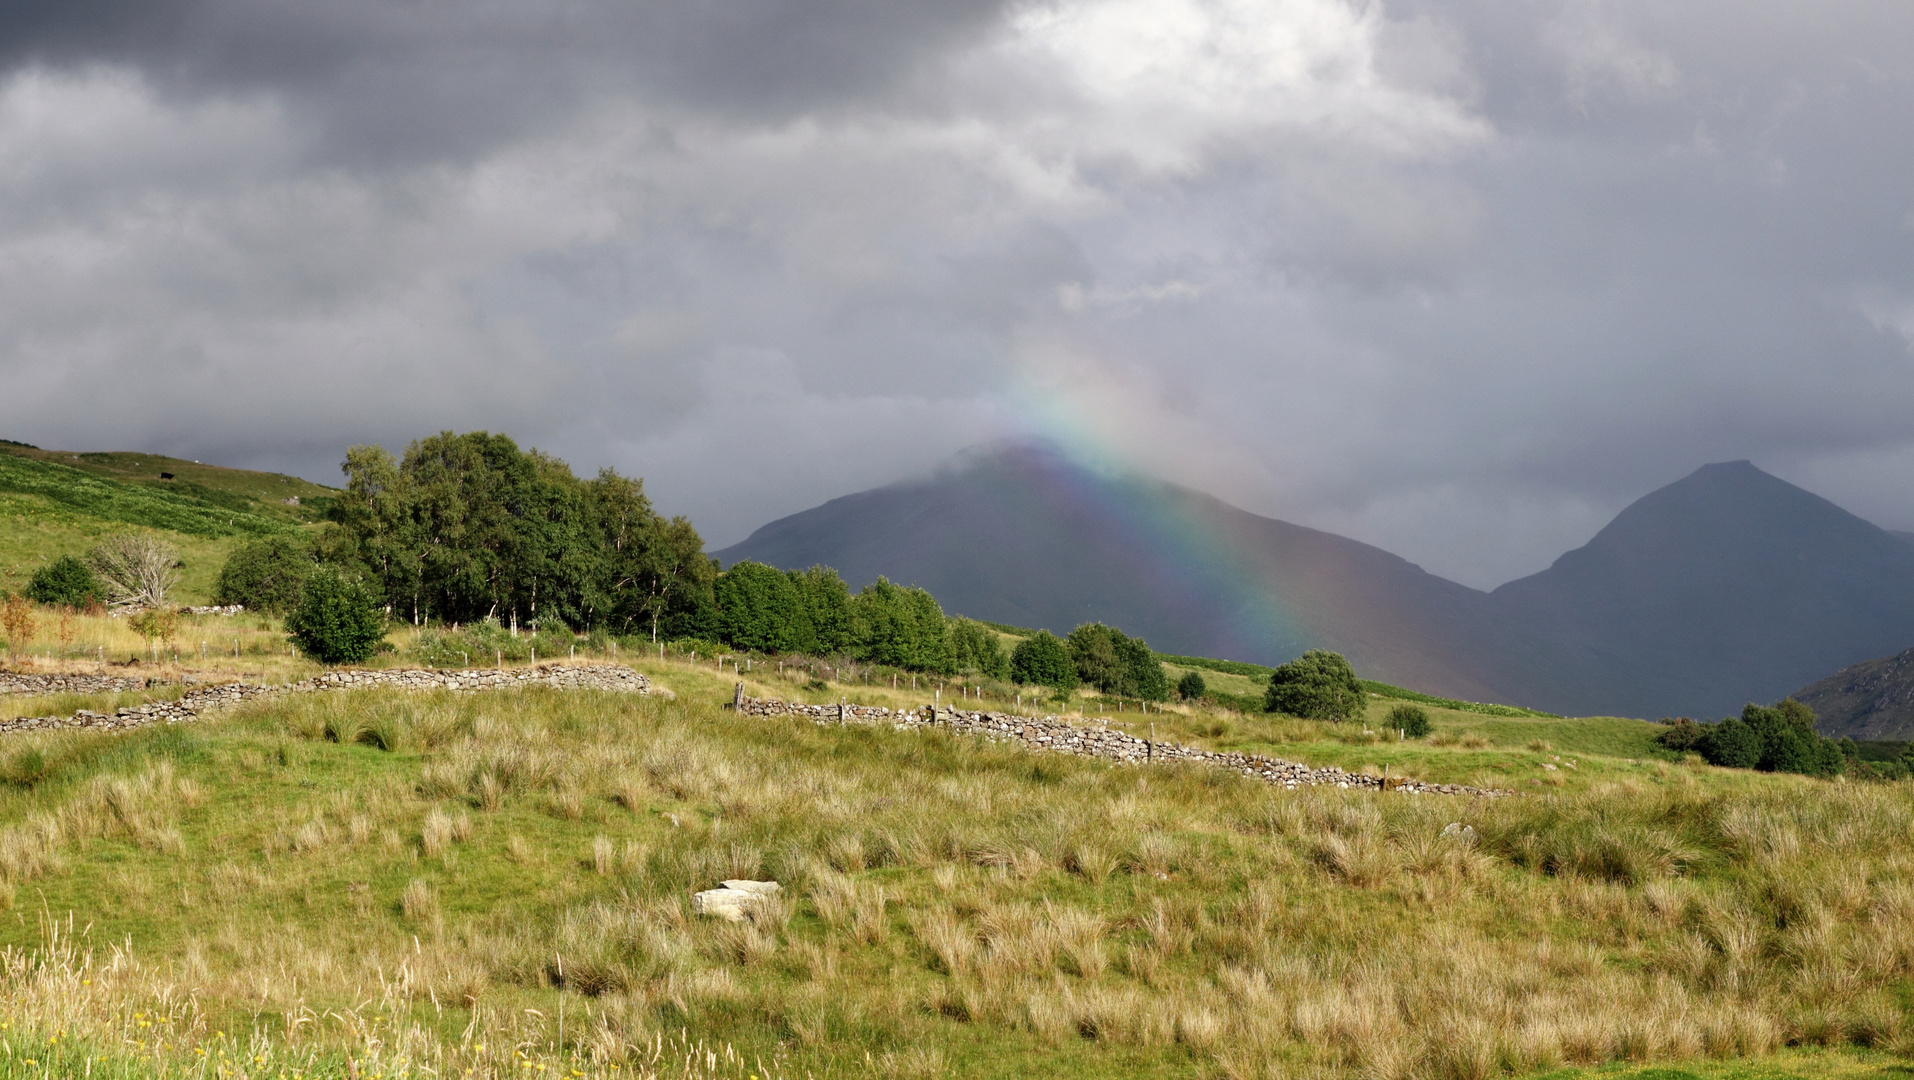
[1264,649,1365,722]
[1177,670,1207,701]
[0,595,35,656]
[214,534,315,614]
[89,534,181,609]
[128,608,181,653]
[285,571,387,665]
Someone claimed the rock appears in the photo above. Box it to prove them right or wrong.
[692,881,780,922]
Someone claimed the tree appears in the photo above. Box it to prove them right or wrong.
[1066,622,1169,699]
[1177,670,1206,701]
[951,618,1010,679]
[715,560,811,653]
[1697,717,1762,769]
[1010,630,1078,693]
[1264,649,1364,722]
[25,555,101,607]
[331,431,714,638]
[88,534,181,609]
[213,534,316,613]
[792,566,855,655]
[853,579,953,672]
[285,570,388,665]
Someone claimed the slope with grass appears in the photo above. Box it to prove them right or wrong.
[0,651,1906,1079]
[0,448,325,604]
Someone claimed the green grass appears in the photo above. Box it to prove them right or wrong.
[0,491,245,603]
[0,452,294,540]
[0,653,1907,1078]
[1,446,337,521]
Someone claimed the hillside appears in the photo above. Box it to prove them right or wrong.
[1793,646,1914,740]
[0,444,326,603]
[0,647,1903,1079]
[718,445,1914,720]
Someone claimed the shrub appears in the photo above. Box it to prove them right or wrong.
[1010,631,1078,693]
[1387,703,1431,738]
[1264,649,1364,722]
[25,555,101,607]
[1176,670,1206,701]
[1653,718,1709,753]
[213,534,315,613]
[285,570,387,665]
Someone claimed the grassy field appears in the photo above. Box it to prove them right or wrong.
[0,646,1906,1079]
[0,447,338,606]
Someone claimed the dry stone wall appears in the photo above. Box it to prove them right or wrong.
[734,693,1506,797]
[0,664,649,736]
[1,672,156,696]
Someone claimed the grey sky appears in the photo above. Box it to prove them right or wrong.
[0,0,1909,588]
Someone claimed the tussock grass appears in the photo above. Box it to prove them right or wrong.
[0,672,1905,1077]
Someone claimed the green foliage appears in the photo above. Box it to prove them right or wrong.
[715,560,811,653]
[1265,649,1364,722]
[285,570,387,665]
[950,618,1010,678]
[1010,630,1077,693]
[0,451,289,538]
[1176,669,1206,701]
[25,554,100,606]
[333,433,713,636]
[213,534,316,613]
[1664,699,1846,776]
[852,578,953,673]
[1388,703,1432,738]
[1066,622,1169,700]
[792,565,856,654]
[126,608,180,644]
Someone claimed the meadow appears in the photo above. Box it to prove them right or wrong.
[0,646,1906,1078]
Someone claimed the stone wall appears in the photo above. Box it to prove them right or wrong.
[0,672,156,696]
[0,663,649,736]
[734,694,1506,797]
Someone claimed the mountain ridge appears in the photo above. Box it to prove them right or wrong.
[717,445,1914,719]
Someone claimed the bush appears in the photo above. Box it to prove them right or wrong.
[1010,631,1078,693]
[25,555,101,607]
[213,534,315,613]
[1678,699,1844,776]
[1388,703,1431,738]
[1264,649,1364,722]
[285,570,387,665]
[1176,670,1206,701]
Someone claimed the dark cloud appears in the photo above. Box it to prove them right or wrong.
[0,0,1911,584]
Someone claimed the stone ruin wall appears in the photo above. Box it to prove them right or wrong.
[733,692,1505,797]
[0,664,649,736]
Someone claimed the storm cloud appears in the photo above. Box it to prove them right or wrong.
[0,0,1910,588]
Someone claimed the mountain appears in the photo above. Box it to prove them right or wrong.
[717,446,1914,719]
[1480,461,1914,718]
[1792,648,1914,741]
[718,444,1505,701]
